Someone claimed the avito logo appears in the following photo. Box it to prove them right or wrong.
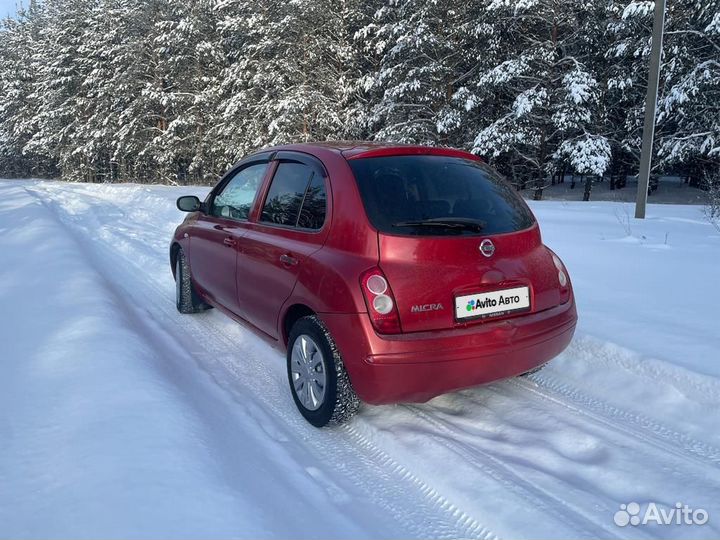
[614,502,709,527]
[466,294,522,312]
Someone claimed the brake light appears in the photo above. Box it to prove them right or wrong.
[550,252,571,304]
[360,268,402,334]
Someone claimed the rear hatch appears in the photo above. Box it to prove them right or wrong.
[348,153,563,333]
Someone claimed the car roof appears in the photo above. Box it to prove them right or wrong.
[263,141,482,162]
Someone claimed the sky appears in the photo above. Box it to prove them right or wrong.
[0,0,19,18]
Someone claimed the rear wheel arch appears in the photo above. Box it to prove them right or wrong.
[282,303,316,345]
[296,256,372,315]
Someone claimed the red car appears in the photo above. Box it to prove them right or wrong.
[171,142,577,427]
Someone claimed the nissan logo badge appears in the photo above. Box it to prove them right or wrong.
[479,239,495,258]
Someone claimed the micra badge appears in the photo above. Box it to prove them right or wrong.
[411,303,444,313]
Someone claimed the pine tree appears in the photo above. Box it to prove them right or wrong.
[0,2,50,177]
[211,0,372,167]
[607,0,720,186]
[457,0,611,189]
[606,0,659,178]
[656,0,720,180]
[357,0,475,145]
[24,0,93,180]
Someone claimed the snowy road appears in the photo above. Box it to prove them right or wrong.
[1,179,719,539]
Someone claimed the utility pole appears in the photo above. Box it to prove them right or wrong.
[635,0,667,219]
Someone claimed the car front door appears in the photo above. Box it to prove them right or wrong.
[237,153,330,338]
[187,159,270,315]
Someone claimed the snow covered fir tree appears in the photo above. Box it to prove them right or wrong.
[0,0,717,194]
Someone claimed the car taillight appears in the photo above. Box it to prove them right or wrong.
[551,252,571,304]
[360,268,402,334]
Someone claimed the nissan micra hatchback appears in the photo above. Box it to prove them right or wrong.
[171,142,577,426]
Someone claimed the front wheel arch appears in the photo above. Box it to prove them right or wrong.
[174,246,211,313]
[170,242,181,279]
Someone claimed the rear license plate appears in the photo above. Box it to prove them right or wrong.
[455,286,530,320]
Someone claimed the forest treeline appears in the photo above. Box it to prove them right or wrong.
[0,0,718,187]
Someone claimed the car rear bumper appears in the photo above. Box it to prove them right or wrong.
[321,299,577,404]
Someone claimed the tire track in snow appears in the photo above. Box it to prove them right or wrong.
[24,183,498,540]
[565,336,720,405]
[401,405,624,539]
[398,376,718,539]
[510,373,720,467]
[143,295,497,540]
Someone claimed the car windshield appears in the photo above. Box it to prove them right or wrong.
[348,155,535,236]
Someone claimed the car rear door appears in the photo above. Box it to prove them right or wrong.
[236,152,329,338]
[187,158,270,315]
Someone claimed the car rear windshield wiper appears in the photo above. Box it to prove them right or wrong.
[392,217,486,232]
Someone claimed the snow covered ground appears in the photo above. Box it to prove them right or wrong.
[1,179,719,539]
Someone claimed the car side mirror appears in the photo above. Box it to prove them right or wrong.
[177,195,202,212]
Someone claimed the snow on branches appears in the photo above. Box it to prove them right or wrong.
[0,0,716,186]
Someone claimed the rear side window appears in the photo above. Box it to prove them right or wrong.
[297,174,327,230]
[348,155,534,236]
[260,162,326,230]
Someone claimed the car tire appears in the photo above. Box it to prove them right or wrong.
[175,248,210,314]
[287,315,360,427]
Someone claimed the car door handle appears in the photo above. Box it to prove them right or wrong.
[215,224,238,232]
[223,237,236,247]
[279,254,298,266]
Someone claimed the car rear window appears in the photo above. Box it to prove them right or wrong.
[348,155,535,236]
